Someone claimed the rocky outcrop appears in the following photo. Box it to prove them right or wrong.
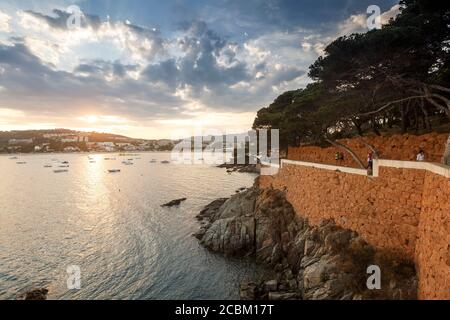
[161,198,187,207]
[217,163,261,174]
[17,288,49,300]
[195,189,257,256]
[195,186,418,300]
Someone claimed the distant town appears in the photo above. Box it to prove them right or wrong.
[0,129,178,154]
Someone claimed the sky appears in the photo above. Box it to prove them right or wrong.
[0,0,400,139]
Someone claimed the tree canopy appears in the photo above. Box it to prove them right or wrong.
[254,0,450,151]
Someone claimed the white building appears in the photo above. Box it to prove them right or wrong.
[9,138,33,145]
[61,136,79,143]
[60,135,89,143]
[64,146,80,152]
[96,142,115,147]
[43,133,66,139]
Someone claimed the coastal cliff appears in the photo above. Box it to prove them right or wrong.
[195,181,417,300]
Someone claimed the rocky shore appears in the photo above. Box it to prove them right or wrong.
[217,163,260,174]
[194,180,417,300]
[17,288,48,300]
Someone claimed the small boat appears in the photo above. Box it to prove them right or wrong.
[59,165,70,168]
[44,165,53,168]
[150,160,157,163]
[16,162,27,165]
[61,161,69,164]
[9,157,18,160]
[54,169,68,173]
[161,160,170,164]
[108,169,121,173]
[90,161,96,163]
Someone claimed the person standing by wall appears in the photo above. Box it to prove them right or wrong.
[416,150,425,162]
[335,152,344,166]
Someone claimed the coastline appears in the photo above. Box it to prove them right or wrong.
[194,176,418,300]
[0,150,175,156]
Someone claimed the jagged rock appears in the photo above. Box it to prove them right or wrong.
[304,240,316,256]
[17,288,48,300]
[236,187,247,193]
[265,280,278,291]
[240,282,257,300]
[268,292,298,300]
[196,198,228,222]
[195,186,418,300]
[161,198,187,207]
[217,163,261,174]
[201,216,255,255]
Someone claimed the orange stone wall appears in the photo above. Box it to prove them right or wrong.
[415,171,450,300]
[288,133,449,168]
[259,164,450,300]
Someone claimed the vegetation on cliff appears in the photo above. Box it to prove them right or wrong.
[253,0,450,164]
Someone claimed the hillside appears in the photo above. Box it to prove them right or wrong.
[0,129,177,153]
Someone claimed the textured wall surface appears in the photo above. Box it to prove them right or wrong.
[288,133,449,168]
[415,171,450,300]
[259,164,450,300]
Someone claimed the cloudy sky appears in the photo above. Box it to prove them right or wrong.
[0,0,399,139]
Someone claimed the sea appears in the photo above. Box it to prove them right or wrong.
[0,153,264,300]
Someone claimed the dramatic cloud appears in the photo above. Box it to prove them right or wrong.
[0,10,11,33]
[24,8,102,30]
[0,0,400,138]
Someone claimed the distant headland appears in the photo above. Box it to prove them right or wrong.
[0,129,177,154]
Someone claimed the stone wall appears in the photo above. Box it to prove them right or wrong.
[415,171,450,300]
[259,161,450,300]
[288,133,449,168]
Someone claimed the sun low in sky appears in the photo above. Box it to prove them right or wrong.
[0,0,400,139]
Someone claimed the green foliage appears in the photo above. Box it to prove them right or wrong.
[254,0,450,149]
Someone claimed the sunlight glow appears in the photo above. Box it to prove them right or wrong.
[86,115,99,124]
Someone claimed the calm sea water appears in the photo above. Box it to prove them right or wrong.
[0,153,262,300]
